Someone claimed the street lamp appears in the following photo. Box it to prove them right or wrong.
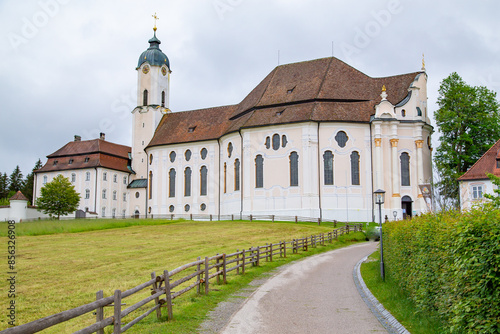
[374,189,386,280]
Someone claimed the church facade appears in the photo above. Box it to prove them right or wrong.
[35,28,433,222]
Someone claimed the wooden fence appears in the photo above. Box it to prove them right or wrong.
[3,224,363,334]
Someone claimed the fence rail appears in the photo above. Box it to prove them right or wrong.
[2,224,363,334]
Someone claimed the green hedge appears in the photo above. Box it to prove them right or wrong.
[384,205,500,333]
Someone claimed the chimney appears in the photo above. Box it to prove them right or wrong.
[100,133,105,141]
[74,135,81,142]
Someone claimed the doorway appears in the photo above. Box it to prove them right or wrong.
[402,196,413,219]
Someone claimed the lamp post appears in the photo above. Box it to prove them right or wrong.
[374,189,386,280]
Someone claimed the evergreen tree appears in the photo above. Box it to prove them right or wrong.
[8,165,24,193]
[0,172,9,199]
[434,73,500,207]
[22,159,43,204]
[36,175,80,219]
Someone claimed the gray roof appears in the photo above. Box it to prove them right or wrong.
[137,30,170,69]
[128,179,148,189]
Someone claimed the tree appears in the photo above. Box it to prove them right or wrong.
[484,173,500,207]
[8,165,24,193]
[36,175,80,219]
[22,159,43,204]
[434,72,500,207]
[0,173,9,199]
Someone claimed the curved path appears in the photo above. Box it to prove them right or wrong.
[217,242,387,334]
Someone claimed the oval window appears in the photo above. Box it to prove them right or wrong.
[169,151,176,163]
[201,148,208,160]
[185,150,192,161]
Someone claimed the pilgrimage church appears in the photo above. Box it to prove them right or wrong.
[33,24,433,223]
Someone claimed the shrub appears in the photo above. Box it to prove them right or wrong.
[383,205,500,333]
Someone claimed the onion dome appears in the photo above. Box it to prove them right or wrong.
[137,30,170,69]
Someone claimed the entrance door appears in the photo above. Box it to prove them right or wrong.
[401,196,413,219]
[134,210,140,219]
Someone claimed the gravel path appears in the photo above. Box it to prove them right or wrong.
[200,242,387,334]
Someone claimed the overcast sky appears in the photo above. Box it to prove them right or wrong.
[1,0,499,177]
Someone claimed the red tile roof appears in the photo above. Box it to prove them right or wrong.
[148,57,422,148]
[458,139,500,181]
[10,191,29,201]
[36,139,131,173]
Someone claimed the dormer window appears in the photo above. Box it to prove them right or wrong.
[188,126,196,133]
[287,86,295,94]
[84,157,89,163]
[53,160,58,166]
[276,109,285,116]
[69,159,74,165]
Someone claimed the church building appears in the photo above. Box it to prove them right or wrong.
[35,26,433,222]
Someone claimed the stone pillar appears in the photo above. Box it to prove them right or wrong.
[374,138,382,190]
[415,139,426,212]
[390,138,400,211]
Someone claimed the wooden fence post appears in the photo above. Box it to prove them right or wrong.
[96,290,104,334]
[250,214,253,222]
[197,257,201,294]
[256,246,260,266]
[295,216,298,223]
[164,270,173,321]
[318,218,321,225]
[231,214,234,221]
[269,243,273,262]
[236,250,240,275]
[204,257,210,295]
[210,214,212,221]
[272,215,275,222]
[242,249,246,274]
[113,290,122,334]
[216,254,220,285]
[151,272,162,319]
[283,241,287,258]
[222,254,227,284]
[334,220,337,228]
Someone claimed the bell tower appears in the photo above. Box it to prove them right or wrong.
[131,14,171,181]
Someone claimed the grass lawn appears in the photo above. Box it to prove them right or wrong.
[360,250,445,334]
[1,219,365,333]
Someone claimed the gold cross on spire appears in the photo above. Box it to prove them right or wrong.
[152,12,159,31]
[422,53,426,71]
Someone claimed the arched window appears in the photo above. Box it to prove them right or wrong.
[102,207,106,217]
[85,189,90,199]
[272,134,280,150]
[113,174,117,182]
[184,167,192,197]
[323,150,334,185]
[282,135,288,148]
[234,159,240,191]
[86,172,90,181]
[169,168,176,197]
[161,91,166,107]
[102,189,107,199]
[255,155,264,188]
[289,152,299,186]
[265,136,270,149]
[123,176,127,184]
[350,151,360,185]
[149,171,153,199]
[71,173,76,183]
[200,166,208,196]
[113,190,117,200]
[143,89,148,106]
[43,175,47,184]
[401,153,410,186]
[227,142,233,158]
[112,208,116,218]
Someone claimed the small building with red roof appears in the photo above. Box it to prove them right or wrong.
[458,139,500,210]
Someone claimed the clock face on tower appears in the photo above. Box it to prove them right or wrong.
[142,65,150,74]
[161,66,167,76]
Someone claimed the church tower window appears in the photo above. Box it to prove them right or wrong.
[184,167,192,197]
[169,168,176,197]
[149,171,153,199]
[401,153,411,186]
[143,89,148,106]
[350,151,360,185]
[289,152,299,186]
[255,155,264,188]
[234,159,240,191]
[161,91,166,107]
[323,150,334,185]
[200,166,208,196]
